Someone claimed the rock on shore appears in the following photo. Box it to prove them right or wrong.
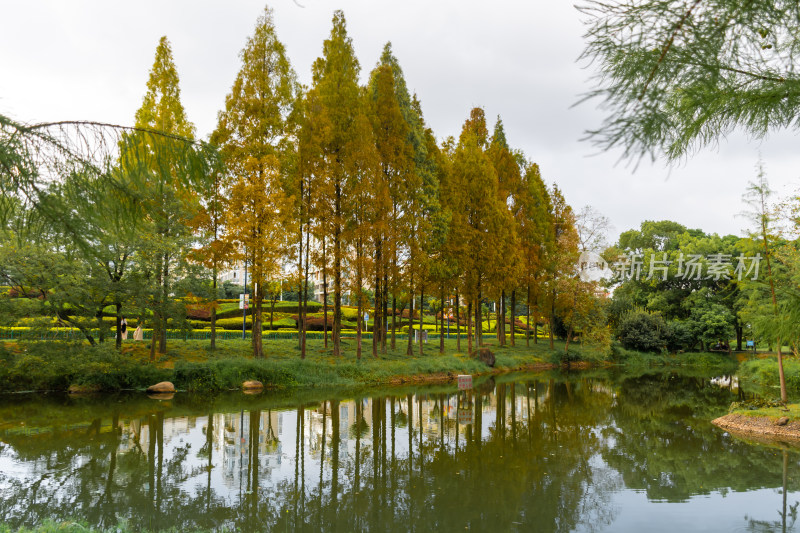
[146,381,176,393]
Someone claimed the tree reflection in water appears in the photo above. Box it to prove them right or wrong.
[0,372,798,532]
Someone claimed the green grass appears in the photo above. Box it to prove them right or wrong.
[609,345,739,371]
[0,335,594,393]
[728,401,800,419]
[738,357,800,394]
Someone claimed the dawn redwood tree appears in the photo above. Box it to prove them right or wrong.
[369,55,414,357]
[515,162,553,346]
[212,6,299,359]
[302,11,374,357]
[487,117,521,346]
[450,108,508,350]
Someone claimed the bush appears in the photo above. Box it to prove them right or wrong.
[665,320,697,352]
[0,342,170,391]
[616,309,667,352]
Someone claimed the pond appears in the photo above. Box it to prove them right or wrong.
[0,369,798,532]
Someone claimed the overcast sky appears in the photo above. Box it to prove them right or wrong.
[2,0,798,242]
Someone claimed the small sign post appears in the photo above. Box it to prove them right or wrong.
[457,375,472,390]
[458,408,473,425]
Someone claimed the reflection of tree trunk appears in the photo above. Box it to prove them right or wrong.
[248,410,260,519]
[455,396,460,456]
[147,414,156,523]
[439,395,445,450]
[319,402,326,522]
[100,413,120,526]
[331,400,340,504]
[381,397,388,489]
[390,396,396,493]
[418,396,424,475]
[783,450,788,533]
[475,393,483,449]
[549,379,557,437]
[156,411,164,521]
[372,398,380,493]
[207,413,213,512]
[511,383,517,441]
[355,400,362,492]
[293,408,300,527]
[497,383,506,444]
[407,394,414,472]
[526,383,532,446]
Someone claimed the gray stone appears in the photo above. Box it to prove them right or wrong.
[776,416,790,426]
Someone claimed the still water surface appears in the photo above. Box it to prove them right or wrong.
[0,370,798,532]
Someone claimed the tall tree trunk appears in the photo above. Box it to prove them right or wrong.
[455,292,461,352]
[115,302,122,349]
[391,297,397,350]
[406,289,415,357]
[357,237,363,360]
[302,223,311,359]
[526,284,531,347]
[763,228,786,401]
[549,289,555,350]
[467,300,473,354]
[382,272,389,353]
[323,237,329,349]
[476,290,483,348]
[510,290,516,347]
[333,179,342,357]
[210,272,217,351]
[500,290,506,346]
[439,286,445,354]
[419,285,425,356]
[298,219,304,351]
[373,236,381,358]
[736,323,743,351]
[159,254,168,354]
[253,278,263,358]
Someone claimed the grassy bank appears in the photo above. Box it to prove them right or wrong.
[0,335,742,393]
[737,357,800,394]
[0,337,590,393]
[610,345,739,371]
